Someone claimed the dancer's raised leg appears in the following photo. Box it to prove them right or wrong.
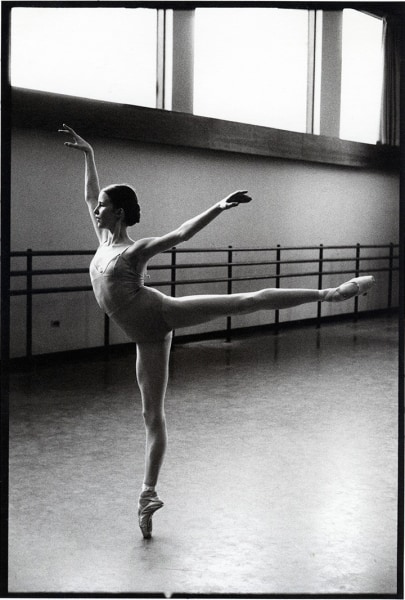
[162,276,375,330]
[163,288,323,330]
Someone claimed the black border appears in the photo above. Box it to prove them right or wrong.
[1,1,404,598]
[1,1,12,597]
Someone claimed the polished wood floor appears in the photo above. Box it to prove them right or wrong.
[8,316,399,595]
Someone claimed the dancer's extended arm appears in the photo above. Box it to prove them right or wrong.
[132,190,252,260]
[59,124,105,243]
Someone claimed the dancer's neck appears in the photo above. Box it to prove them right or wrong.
[105,223,133,247]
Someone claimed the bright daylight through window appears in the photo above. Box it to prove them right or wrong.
[193,8,309,133]
[10,7,158,107]
[340,9,383,144]
[10,6,385,146]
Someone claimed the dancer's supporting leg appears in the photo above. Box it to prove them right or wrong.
[136,336,171,538]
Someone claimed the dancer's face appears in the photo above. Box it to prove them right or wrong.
[94,191,122,230]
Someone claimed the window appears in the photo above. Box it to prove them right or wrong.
[340,9,383,144]
[10,7,158,107]
[10,6,387,146]
[193,8,309,133]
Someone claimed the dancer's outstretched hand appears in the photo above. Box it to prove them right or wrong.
[58,124,93,154]
[219,190,252,210]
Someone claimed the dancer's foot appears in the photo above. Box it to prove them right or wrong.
[321,276,375,302]
[138,491,164,539]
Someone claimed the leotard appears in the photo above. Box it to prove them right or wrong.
[89,245,172,343]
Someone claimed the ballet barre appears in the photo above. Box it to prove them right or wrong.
[9,243,398,358]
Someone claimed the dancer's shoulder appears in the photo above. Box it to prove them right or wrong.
[125,237,158,257]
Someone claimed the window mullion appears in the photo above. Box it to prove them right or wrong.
[171,9,194,113]
[319,10,343,138]
[306,10,316,134]
[156,9,166,109]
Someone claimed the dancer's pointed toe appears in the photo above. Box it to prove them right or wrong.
[138,492,164,539]
[324,275,375,302]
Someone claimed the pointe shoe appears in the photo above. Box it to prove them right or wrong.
[324,276,375,302]
[138,492,164,539]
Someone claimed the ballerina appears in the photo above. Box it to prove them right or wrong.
[59,124,375,539]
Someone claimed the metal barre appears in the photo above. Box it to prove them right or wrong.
[9,243,399,358]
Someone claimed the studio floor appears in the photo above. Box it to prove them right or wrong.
[8,316,399,596]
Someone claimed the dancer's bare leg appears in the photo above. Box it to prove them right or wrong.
[163,288,324,330]
[162,277,374,330]
[136,336,172,538]
[136,336,172,488]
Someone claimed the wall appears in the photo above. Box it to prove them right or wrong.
[9,126,399,357]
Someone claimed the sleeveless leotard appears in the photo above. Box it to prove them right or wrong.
[90,245,172,343]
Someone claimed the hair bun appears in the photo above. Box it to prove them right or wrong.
[103,184,140,226]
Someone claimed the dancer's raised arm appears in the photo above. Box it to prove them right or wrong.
[131,190,252,260]
[59,124,105,243]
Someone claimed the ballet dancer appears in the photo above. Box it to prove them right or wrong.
[59,124,375,539]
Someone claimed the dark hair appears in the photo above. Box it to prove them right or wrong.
[103,184,140,226]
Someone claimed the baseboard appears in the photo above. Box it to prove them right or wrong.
[7,307,398,370]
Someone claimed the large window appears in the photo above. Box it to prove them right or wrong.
[10,7,158,107]
[10,6,386,145]
[193,8,309,133]
[340,9,384,144]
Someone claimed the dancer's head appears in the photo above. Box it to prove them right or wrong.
[100,184,141,227]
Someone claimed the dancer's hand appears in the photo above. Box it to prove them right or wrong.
[218,190,252,210]
[58,124,93,154]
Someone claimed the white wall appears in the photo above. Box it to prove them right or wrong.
[10,127,399,357]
